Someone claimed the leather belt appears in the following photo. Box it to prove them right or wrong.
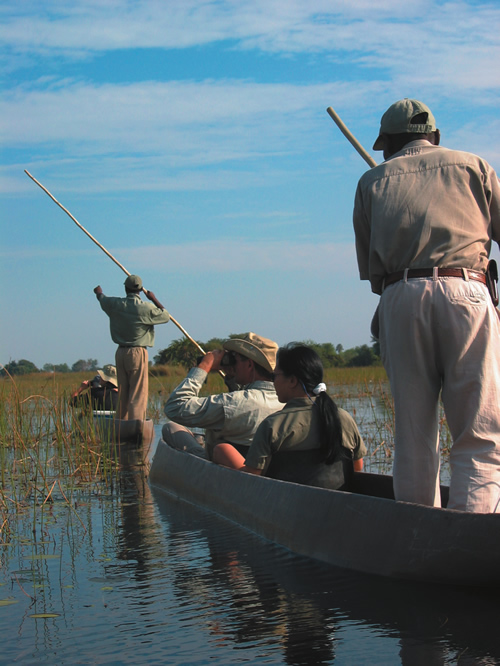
[384,268,487,289]
[118,345,146,349]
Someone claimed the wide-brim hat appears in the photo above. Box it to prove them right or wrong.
[373,98,437,150]
[223,332,278,373]
[98,364,118,387]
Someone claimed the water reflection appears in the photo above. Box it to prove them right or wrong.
[2,428,499,664]
[151,484,500,665]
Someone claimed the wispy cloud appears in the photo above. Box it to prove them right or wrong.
[1,78,384,193]
[2,1,499,195]
[2,0,499,93]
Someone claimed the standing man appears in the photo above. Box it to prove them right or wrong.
[162,332,282,460]
[94,275,170,420]
[353,98,500,513]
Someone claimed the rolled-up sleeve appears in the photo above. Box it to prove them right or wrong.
[164,367,226,430]
[339,408,367,460]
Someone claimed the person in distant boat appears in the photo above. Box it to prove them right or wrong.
[94,275,170,421]
[70,364,119,411]
[353,98,500,512]
[213,344,366,488]
[162,332,282,460]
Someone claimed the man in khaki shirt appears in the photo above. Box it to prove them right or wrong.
[162,332,282,460]
[353,99,500,513]
[94,275,170,420]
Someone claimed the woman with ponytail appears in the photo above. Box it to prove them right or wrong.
[213,344,365,490]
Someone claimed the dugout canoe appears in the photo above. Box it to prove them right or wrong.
[149,438,500,588]
[92,411,155,446]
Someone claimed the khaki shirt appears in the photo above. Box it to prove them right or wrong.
[164,367,282,456]
[353,141,500,294]
[98,293,170,347]
[245,397,366,471]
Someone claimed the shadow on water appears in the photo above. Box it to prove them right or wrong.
[150,482,500,666]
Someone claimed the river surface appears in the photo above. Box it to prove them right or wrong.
[1,424,499,665]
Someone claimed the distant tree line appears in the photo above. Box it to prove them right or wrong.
[2,338,382,378]
[1,358,99,377]
[154,336,381,370]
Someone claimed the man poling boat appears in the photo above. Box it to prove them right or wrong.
[24,169,206,358]
[25,169,222,421]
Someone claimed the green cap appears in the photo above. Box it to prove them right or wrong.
[373,99,437,150]
[124,274,143,291]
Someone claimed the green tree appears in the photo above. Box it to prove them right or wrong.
[155,333,247,369]
[1,359,39,376]
[297,340,342,368]
[71,359,99,373]
[43,363,70,373]
[346,344,378,367]
[154,338,201,369]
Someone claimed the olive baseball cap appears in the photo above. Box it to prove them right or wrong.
[97,364,118,387]
[223,332,278,373]
[124,274,143,291]
[373,98,437,150]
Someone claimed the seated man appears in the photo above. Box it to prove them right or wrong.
[70,364,119,411]
[162,332,282,460]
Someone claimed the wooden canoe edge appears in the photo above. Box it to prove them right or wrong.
[149,438,500,587]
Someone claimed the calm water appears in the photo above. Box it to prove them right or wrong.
[1,424,496,665]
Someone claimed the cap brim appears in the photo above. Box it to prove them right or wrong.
[372,134,384,151]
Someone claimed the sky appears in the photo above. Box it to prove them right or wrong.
[1,0,500,370]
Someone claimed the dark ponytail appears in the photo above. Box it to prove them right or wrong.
[276,344,344,464]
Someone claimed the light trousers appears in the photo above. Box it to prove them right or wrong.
[115,346,149,421]
[161,420,208,459]
[379,276,500,513]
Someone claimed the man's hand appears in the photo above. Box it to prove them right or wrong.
[94,285,103,298]
[144,290,164,309]
[197,349,225,373]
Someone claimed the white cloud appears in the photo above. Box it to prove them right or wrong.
[0,79,376,149]
[0,78,385,194]
[1,0,499,94]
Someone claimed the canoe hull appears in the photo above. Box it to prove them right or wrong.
[149,439,500,587]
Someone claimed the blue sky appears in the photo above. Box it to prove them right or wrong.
[1,0,499,369]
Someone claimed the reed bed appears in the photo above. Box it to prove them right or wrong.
[1,364,453,550]
[0,373,121,552]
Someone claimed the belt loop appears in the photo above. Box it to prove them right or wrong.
[433,267,438,281]
[462,267,470,281]
[403,268,409,283]
[382,277,386,292]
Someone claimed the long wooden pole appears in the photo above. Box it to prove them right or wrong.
[24,169,207,356]
[326,107,377,168]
